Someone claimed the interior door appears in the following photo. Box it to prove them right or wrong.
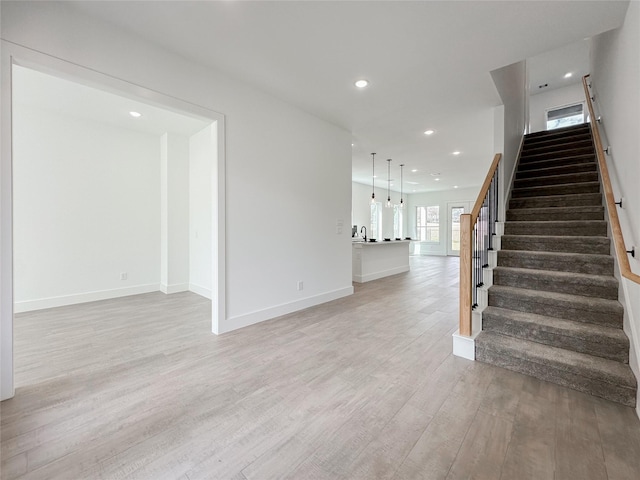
[447,202,471,256]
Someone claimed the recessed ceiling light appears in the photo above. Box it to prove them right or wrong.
[351,143,354,146]
[452,151,461,155]
[411,169,418,173]
[373,175,377,178]
[454,185,459,189]
[354,79,369,88]
[129,111,142,118]
[424,129,435,135]
[434,178,440,181]
[564,72,573,78]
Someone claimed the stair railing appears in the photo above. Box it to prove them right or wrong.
[582,75,640,285]
[459,153,502,336]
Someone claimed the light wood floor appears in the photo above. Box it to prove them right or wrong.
[2,256,640,479]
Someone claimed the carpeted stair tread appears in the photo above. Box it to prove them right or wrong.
[493,266,618,300]
[475,331,636,406]
[515,161,597,179]
[509,192,602,209]
[524,124,590,140]
[500,235,610,254]
[504,220,606,237]
[516,154,596,172]
[522,140,594,157]
[488,284,623,327]
[514,171,599,188]
[522,131,592,148]
[519,146,596,163]
[497,250,613,275]
[479,123,636,406]
[506,205,604,222]
[482,306,629,362]
[511,181,600,198]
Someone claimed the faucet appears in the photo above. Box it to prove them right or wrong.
[360,226,367,242]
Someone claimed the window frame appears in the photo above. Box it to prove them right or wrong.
[416,205,440,243]
[545,102,585,131]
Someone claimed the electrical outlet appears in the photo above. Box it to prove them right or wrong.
[297,281,303,291]
[120,272,128,280]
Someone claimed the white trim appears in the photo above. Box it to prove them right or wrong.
[14,284,160,313]
[620,277,640,415]
[452,329,479,360]
[452,308,484,361]
[502,135,526,221]
[352,265,410,283]
[160,283,189,295]
[0,48,14,401]
[222,287,354,334]
[544,101,586,129]
[189,283,212,300]
[0,42,227,400]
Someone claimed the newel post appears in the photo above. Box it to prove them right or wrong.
[459,214,473,336]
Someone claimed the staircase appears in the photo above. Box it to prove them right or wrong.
[475,123,637,407]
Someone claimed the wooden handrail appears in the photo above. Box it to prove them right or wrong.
[459,152,503,337]
[471,154,502,222]
[582,75,640,285]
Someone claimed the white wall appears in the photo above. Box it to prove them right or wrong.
[529,83,585,133]
[406,186,479,256]
[1,2,353,331]
[189,125,214,298]
[160,132,190,294]
[352,182,371,238]
[491,61,528,218]
[590,0,640,408]
[13,105,161,311]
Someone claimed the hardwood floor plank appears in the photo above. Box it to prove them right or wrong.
[344,403,433,480]
[593,396,640,479]
[478,367,526,421]
[554,388,607,480]
[393,367,495,480]
[446,411,513,480]
[1,256,639,480]
[499,377,558,480]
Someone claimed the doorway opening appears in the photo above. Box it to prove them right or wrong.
[1,51,226,400]
[447,202,472,256]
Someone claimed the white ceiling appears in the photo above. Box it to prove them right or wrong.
[58,1,630,192]
[12,65,211,137]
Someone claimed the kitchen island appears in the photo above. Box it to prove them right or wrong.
[352,240,410,283]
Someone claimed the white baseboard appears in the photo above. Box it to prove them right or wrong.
[220,286,354,334]
[14,284,160,313]
[160,283,189,294]
[353,265,409,283]
[452,328,481,360]
[619,277,640,416]
[189,283,212,299]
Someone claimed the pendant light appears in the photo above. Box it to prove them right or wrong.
[399,163,405,208]
[370,152,376,204]
[386,159,393,208]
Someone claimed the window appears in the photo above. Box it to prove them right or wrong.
[546,103,584,130]
[393,205,404,239]
[370,202,381,240]
[416,206,439,242]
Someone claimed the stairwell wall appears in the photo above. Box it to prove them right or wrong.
[490,60,528,221]
[590,0,640,407]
